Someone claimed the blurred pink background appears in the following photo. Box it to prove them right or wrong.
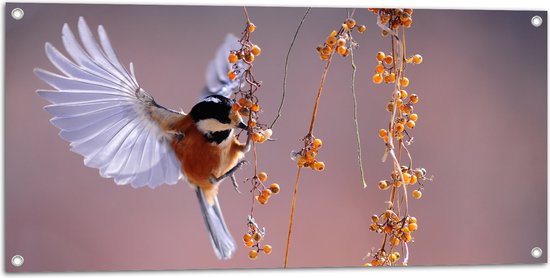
[4,3,547,272]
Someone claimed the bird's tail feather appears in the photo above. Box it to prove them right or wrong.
[195,187,236,260]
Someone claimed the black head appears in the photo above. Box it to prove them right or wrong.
[190,95,233,124]
[190,95,246,136]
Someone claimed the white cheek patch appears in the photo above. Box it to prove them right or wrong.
[197,118,233,133]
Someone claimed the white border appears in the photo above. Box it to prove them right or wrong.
[1,0,549,277]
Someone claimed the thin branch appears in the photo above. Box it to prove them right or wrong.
[271,7,311,129]
[308,52,335,135]
[243,6,251,23]
[349,46,368,188]
[283,167,303,268]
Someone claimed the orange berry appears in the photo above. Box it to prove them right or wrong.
[375,64,385,74]
[357,25,366,33]
[228,71,237,81]
[345,18,356,29]
[261,189,272,198]
[402,173,411,184]
[409,113,418,121]
[249,250,259,260]
[337,46,347,56]
[313,138,323,148]
[395,123,405,133]
[384,55,393,65]
[384,225,393,234]
[263,244,273,254]
[342,23,350,31]
[406,120,416,129]
[390,237,400,246]
[386,102,394,112]
[376,51,386,61]
[401,104,413,114]
[371,259,381,266]
[388,253,398,263]
[403,19,413,28]
[244,52,255,63]
[313,161,325,171]
[243,233,252,242]
[399,90,408,99]
[257,195,268,204]
[408,223,418,231]
[238,98,247,106]
[297,156,307,167]
[251,103,260,113]
[412,190,422,199]
[245,240,254,247]
[378,129,388,138]
[412,54,423,64]
[400,77,410,87]
[269,183,280,194]
[249,119,257,128]
[388,72,396,83]
[251,45,262,56]
[232,103,242,111]
[403,233,412,242]
[409,174,418,185]
[409,94,419,103]
[321,46,332,55]
[252,132,263,142]
[253,232,262,242]
[408,217,417,223]
[372,74,383,84]
[305,151,316,162]
[330,30,338,37]
[247,22,256,33]
[228,53,238,64]
[326,36,337,46]
[378,180,389,190]
[258,172,268,182]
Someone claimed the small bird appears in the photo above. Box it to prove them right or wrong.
[34,17,251,260]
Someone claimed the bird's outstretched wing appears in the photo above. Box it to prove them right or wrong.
[202,34,244,98]
[35,17,184,188]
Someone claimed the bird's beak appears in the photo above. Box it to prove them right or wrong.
[238,122,248,130]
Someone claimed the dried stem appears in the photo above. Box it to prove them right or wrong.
[308,53,335,135]
[283,167,302,268]
[271,7,311,129]
[349,46,368,188]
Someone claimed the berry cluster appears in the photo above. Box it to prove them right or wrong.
[368,8,415,34]
[292,137,325,171]
[232,99,273,143]
[366,215,417,266]
[365,8,431,267]
[377,166,429,197]
[372,52,422,85]
[315,18,366,60]
[243,216,273,260]
[285,14,367,268]
[229,16,279,260]
[252,171,280,205]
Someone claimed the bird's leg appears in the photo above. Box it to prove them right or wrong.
[209,160,248,184]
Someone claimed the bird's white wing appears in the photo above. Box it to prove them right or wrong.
[202,34,244,98]
[35,17,184,189]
